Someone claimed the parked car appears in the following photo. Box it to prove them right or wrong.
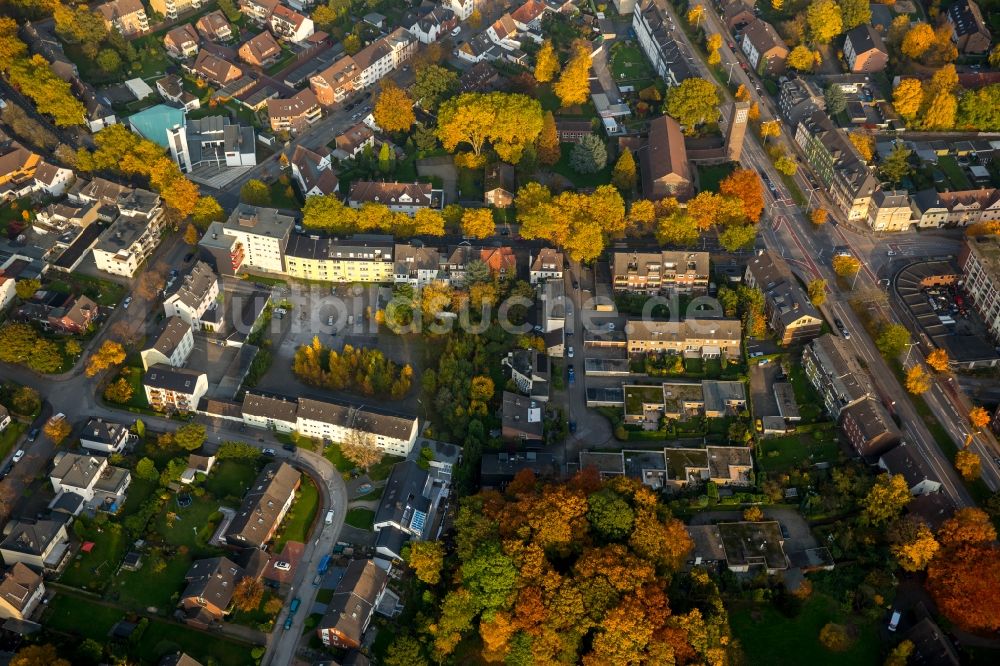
[569,420,577,433]
[749,351,764,358]
[27,428,39,442]
[283,443,295,452]
[122,296,132,309]
[274,561,291,571]
[567,346,574,358]
[12,450,24,463]
[262,448,276,456]
[325,510,335,524]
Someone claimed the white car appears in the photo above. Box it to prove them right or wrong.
[122,296,132,309]
[274,561,291,571]
[325,510,335,525]
[12,450,24,463]
[451,26,461,37]
[567,346,574,358]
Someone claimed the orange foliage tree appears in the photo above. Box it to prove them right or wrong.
[927,508,1000,632]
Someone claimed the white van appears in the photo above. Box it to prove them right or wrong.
[888,610,901,632]
[325,510,335,525]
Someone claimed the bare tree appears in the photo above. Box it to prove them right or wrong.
[341,429,384,472]
[135,261,168,300]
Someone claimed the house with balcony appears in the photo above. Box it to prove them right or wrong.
[612,250,710,295]
[144,365,209,413]
[633,0,694,87]
[224,462,300,549]
[316,560,388,649]
[163,261,222,332]
[267,89,321,134]
[625,319,742,359]
[92,211,165,278]
[348,181,442,215]
[740,19,788,75]
[179,557,243,628]
[333,123,375,159]
[196,11,234,42]
[80,417,132,454]
[744,251,823,345]
[310,56,359,106]
[0,519,70,571]
[843,24,888,73]
[406,5,457,44]
[240,0,279,24]
[96,0,149,37]
[269,5,314,43]
[49,452,131,515]
[289,144,338,197]
[529,248,563,284]
[140,315,196,371]
[239,31,282,67]
[164,24,201,59]
[150,0,202,20]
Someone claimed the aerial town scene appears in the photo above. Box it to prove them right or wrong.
[1,0,1000,663]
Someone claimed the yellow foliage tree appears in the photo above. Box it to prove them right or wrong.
[990,44,1000,68]
[955,449,981,480]
[806,0,844,44]
[787,45,815,71]
[554,44,592,107]
[86,340,126,377]
[760,120,781,142]
[460,208,495,239]
[892,522,940,572]
[892,79,923,121]
[44,417,71,444]
[743,506,764,521]
[905,365,931,394]
[811,208,828,225]
[373,81,416,133]
[970,406,991,430]
[534,40,559,83]
[901,22,935,59]
[926,348,950,372]
[832,254,861,276]
[687,4,704,25]
[848,131,875,162]
[922,91,957,131]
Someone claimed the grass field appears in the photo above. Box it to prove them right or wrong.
[758,427,841,473]
[937,156,973,190]
[610,42,656,82]
[345,507,375,530]
[697,162,737,193]
[553,142,615,188]
[273,475,320,551]
[0,421,27,461]
[323,443,402,481]
[729,594,880,666]
[204,460,260,502]
[59,523,128,592]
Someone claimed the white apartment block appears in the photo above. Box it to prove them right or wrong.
[220,205,295,274]
[447,0,477,21]
[296,398,419,457]
[163,261,221,331]
[961,235,1000,342]
[150,0,202,20]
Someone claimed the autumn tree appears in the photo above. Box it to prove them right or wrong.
[991,44,1000,68]
[969,406,991,431]
[461,208,495,239]
[807,0,844,44]
[707,32,722,65]
[811,208,827,226]
[534,40,559,83]
[665,78,720,135]
[612,150,637,191]
[839,0,871,30]
[184,223,200,245]
[760,120,781,142]
[876,323,910,357]
[341,429,384,472]
[926,348,949,372]
[192,195,224,229]
[412,65,458,112]
[233,577,264,611]
[173,423,206,451]
[928,508,1000,632]
[819,623,854,652]
[554,43,592,107]
[44,416,71,444]
[374,81,416,133]
[786,45,815,71]
[886,641,915,666]
[955,449,981,480]
[10,645,71,666]
[720,168,765,223]
[536,111,561,166]
[892,79,923,121]
[14,279,40,300]
[103,377,134,404]
[832,254,861,276]
[407,540,446,585]
[862,473,911,526]
[85,340,126,377]
[905,365,931,394]
[901,23,935,59]
[743,505,764,521]
[438,92,543,163]
[807,279,827,306]
[891,519,939,572]
[848,131,875,162]
[240,179,271,206]
[922,90,957,131]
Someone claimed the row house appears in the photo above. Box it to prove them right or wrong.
[144,364,209,412]
[150,0,203,20]
[612,250,710,295]
[624,319,742,359]
[283,236,394,283]
[289,144,338,196]
[309,56,360,106]
[196,11,234,42]
[744,251,822,345]
[911,188,1000,228]
[267,88,321,133]
[394,243,445,287]
[633,0,693,87]
[96,0,148,38]
[269,5,315,43]
[867,189,914,232]
[347,181,442,215]
[795,110,878,222]
[164,24,201,59]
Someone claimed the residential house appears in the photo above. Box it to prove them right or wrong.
[641,115,692,200]
[665,446,753,488]
[189,51,244,86]
[721,0,755,30]
[267,89,321,134]
[555,119,593,143]
[156,74,201,111]
[240,0,279,24]
[867,189,913,231]
[179,557,243,627]
[289,144,338,197]
[843,24,888,73]
[310,56,360,106]
[166,115,257,174]
[143,364,209,412]
[960,235,1000,342]
[242,391,299,432]
[503,350,550,401]
[196,11,234,42]
[911,188,1000,228]
[283,235,394,283]
[224,462,300,549]
[353,29,416,89]
[740,19,788,75]
[841,394,902,458]
[373,459,448,550]
[778,77,824,126]
[446,0,477,21]
[32,161,74,198]
[215,205,295,274]
[795,110,878,222]
[624,319,742,359]
[95,0,149,38]
[139,316,195,370]
[715,521,788,573]
[295,397,419,457]
[501,391,544,443]
[49,452,131,514]
[269,5,314,43]
[239,31,282,67]
[612,250,710,295]
[633,0,694,87]
[47,295,98,334]
[393,243,444,287]
[163,261,222,332]
[487,14,522,50]
[165,24,201,59]
[0,518,71,571]
[406,5,457,44]
[879,442,943,495]
[907,618,961,666]
[348,181,442,215]
[948,0,991,54]
[333,123,375,159]
[316,560,388,649]
[80,417,132,454]
[181,454,216,484]
[512,0,547,29]
[484,162,516,207]
[0,563,45,621]
[529,248,564,284]
[481,452,560,488]
[744,250,823,345]
[150,0,202,20]
[0,138,41,201]
[481,246,516,279]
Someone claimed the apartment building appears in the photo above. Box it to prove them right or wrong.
[843,24,888,73]
[289,144,338,197]
[242,392,299,432]
[163,261,222,331]
[151,0,202,20]
[267,89,321,134]
[296,398,419,457]
[283,236,394,283]
[740,19,788,75]
[529,248,564,284]
[166,115,257,174]
[143,364,209,412]
[911,188,1000,228]
[240,0,279,24]
[347,181,442,215]
[744,250,823,345]
[219,205,295,274]
[164,24,200,59]
[225,462,300,549]
[91,187,165,277]
[309,56,360,105]
[633,0,693,87]
[95,0,149,37]
[612,250,710,295]
[948,0,991,54]
[960,235,1000,342]
[795,110,878,222]
[353,28,416,89]
[269,5,314,43]
[624,319,742,359]
[140,316,194,370]
[867,189,914,231]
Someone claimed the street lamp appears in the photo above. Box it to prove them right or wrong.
[903,342,918,367]
[726,61,736,84]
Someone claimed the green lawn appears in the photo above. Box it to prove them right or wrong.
[345,508,375,530]
[44,593,256,666]
[153,494,225,550]
[787,363,824,423]
[116,366,151,410]
[112,553,192,612]
[120,478,159,517]
[203,460,260,502]
[697,162,737,193]
[609,41,655,82]
[46,271,128,307]
[758,427,841,473]
[553,142,615,188]
[59,523,128,592]
[729,594,880,666]
[269,179,303,211]
[937,156,973,190]
[273,475,320,551]
[0,197,32,235]
[0,421,27,460]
